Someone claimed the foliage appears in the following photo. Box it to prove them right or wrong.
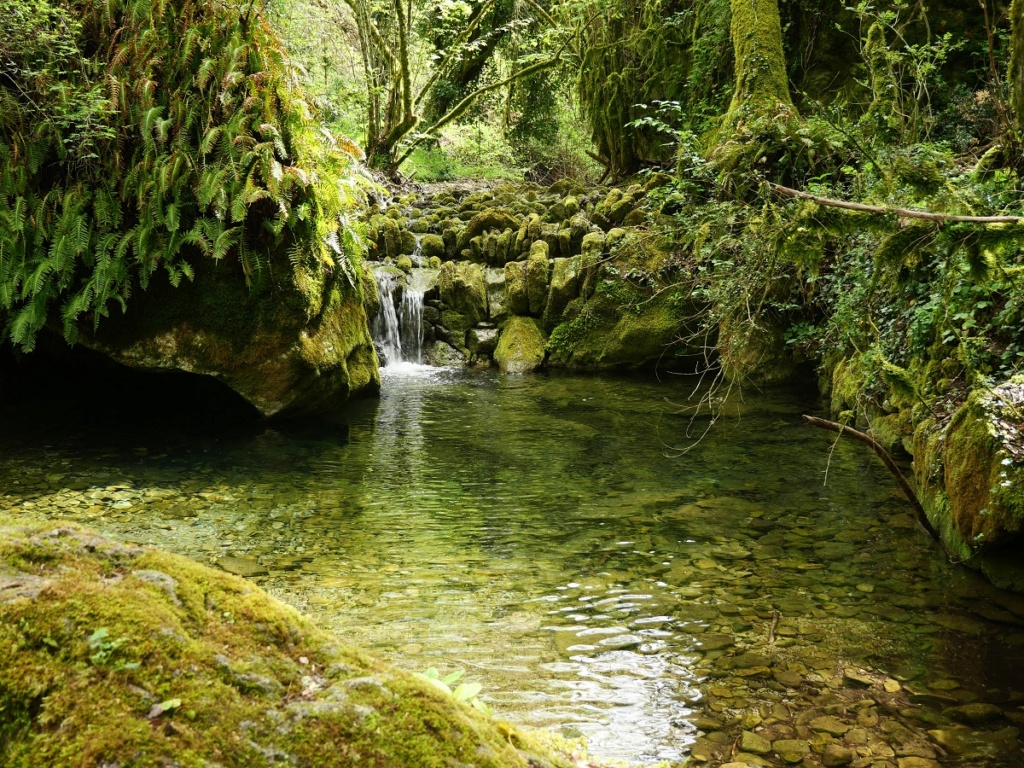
[0,0,367,351]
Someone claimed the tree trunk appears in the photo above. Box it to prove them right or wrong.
[1010,0,1024,132]
[727,0,793,119]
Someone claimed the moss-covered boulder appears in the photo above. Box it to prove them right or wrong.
[438,262,487,326]
[504,261,530,316]
[361,262,381,321]
[84,256,380,419]
[457,209,521,253]
[547,291,689,370]
[943,379,1024,549]
[526,241,551,316]
[543,257,583,331]
[494,317,547,374]
[420,234,446,261]
[0,521,579,768]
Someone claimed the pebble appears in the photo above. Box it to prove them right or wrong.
[216,556,268,577]
[739,730,772,754]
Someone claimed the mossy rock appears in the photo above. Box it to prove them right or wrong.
[361,262,381,321]
[547,292,690,370]
[0,521,580,768]
[84,253,380,418]
[542,257,583,331]
[494,316,546,374]
[504,261,530,317]
[397,256,414,273]
[526,241,551,316]
[943,379,1024,549]
[718,317,796,388]
[456,209,521,252]
[420,234,446,261]
[438,261,487,328]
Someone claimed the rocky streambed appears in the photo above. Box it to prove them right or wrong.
[2,369,1022,767]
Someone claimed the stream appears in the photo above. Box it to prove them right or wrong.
[2,367,1023,765]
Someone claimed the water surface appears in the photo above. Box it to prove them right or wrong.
[2,367,1022,764]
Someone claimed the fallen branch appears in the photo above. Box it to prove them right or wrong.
[771,183,1024,225]
[801,415,940,542]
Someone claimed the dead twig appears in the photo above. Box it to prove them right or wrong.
[802,415,940,542]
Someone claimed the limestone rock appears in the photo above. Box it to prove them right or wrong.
[0,520,576,768]
[505,261,530,316]
[457,208,520,253]
[438,261,487,328]
[542,257,582,331]
[526,241,551,316]
[494,317,546,374]
[83,256,379,418]
[420,234,446,260]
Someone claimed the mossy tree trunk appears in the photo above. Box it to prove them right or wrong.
[1010,0,1024,134]
[726,0,794,120]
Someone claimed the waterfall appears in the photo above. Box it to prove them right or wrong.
[372,268,433,367]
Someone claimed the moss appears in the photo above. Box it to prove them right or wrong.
[718,317,795,387]
[504,261,530,316]
[438,262,487,327]
[1011,0,1024,132]
[727,0,793,118]
[943,384,1024,549]
[0,521,581,768]
[420,234,446,261]
[526,242,551,316]
[547,292,689,370]
[457,209,521,252]
[494,316,546,374]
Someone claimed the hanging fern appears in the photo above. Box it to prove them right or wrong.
[0,0,367,351]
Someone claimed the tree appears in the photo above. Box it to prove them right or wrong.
[726,0,793,121]
[343,0,569,172]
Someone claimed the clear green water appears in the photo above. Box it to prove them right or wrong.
[2,367,1023,764]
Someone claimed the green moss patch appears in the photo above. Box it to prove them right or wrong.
[0,521,582,768]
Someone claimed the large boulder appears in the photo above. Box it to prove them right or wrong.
[943,379,1024,550]
[495,316,546,374]
[82,257,380,419]
[0,521,579,768]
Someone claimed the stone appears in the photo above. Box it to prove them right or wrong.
[82,250,379,418]
[740,730,772,754]
[772,739,809,764]
[525,240,550,316]
[438,261,487,328]
[774,669,804,688]
[942,702,1002,724]
[822,745,855,767]
[811,716,850,736]
[0,521,573,767]
[843,669,875,687]
[504,261,530,316]
[896,759,940,768]
[216,556,267,577]
[420,234,446,260]
[467,327,499,359]
[457,208,520,253]
[542,256,582,331]
[695,633,734,650]
[494,317,546,374]
[424,341,467,367]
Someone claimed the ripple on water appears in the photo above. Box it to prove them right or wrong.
[2,370,1024,765]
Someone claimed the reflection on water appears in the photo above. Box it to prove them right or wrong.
[2,369,1023,764]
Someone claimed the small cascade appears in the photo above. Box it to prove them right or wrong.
[372,270,404,365]
[371,267,435,367]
